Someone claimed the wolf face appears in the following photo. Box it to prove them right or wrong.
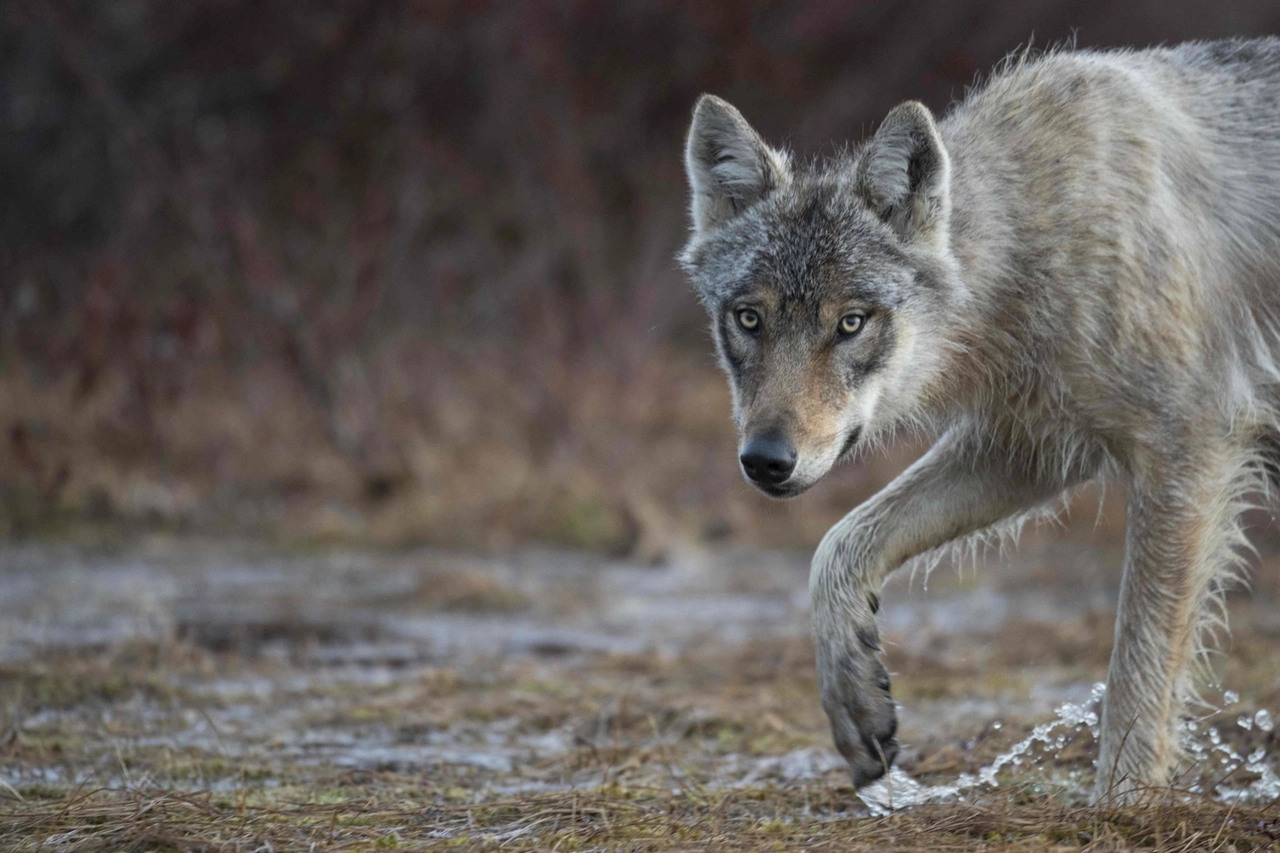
[680,95,962,497]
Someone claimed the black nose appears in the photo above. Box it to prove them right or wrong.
[740,434,797,485]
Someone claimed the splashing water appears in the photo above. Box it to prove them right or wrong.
[858,683,1105,814]
[1182,707,1280,804]
[1255,709,1274,732]
[857,683,1280,814]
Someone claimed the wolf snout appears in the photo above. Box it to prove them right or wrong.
[740,433,797,486]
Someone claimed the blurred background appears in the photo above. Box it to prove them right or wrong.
[6,0,1280,560]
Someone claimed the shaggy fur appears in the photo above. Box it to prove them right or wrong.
[679,38,1280,800]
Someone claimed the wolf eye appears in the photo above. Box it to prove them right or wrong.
[838,313,865,336]
[737,309,760,332]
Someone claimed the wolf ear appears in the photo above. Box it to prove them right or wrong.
[857,101,950,246]
[684,95,791,235]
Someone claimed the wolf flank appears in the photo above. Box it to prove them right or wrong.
[679,38,1280,800]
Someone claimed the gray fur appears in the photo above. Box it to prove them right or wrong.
[680,37,1280,800]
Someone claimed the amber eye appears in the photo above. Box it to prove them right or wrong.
[737,308,760,332]
[838,313,865,336]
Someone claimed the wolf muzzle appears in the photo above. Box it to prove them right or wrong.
[740,433,797,486]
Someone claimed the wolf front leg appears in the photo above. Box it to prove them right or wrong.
[1095,451,1245,803]
[810,427,1091,787]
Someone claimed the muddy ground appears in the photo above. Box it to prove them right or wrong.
[3,532,1280,850]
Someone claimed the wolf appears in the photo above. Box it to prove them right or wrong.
[679,37,1280,800]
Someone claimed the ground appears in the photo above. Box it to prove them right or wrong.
[3,533,1280,851]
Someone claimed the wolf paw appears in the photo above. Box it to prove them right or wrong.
[815,627,899,786]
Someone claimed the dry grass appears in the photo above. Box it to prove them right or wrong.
[3,781,1279,851]
[2,540,1279,851]
[1,622,1278,851]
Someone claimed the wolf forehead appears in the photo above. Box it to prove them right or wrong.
[680,169,910,308]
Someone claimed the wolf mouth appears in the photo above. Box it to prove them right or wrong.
[756,481,804,499]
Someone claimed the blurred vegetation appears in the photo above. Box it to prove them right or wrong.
[3,1,1278,553]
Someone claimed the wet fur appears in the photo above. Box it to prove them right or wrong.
[680,38,1280,800]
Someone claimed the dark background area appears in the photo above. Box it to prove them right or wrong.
[4,0,1280,556]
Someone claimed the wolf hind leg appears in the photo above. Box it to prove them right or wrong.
[1095,443,1255,802]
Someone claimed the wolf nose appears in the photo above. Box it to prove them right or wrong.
[740,435,797,485]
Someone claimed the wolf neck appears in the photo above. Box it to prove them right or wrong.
[936,121,1018,316]
[921,117,1038,415]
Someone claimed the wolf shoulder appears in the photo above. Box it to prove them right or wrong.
[949,37,1280,138]
[943,39,1280,273]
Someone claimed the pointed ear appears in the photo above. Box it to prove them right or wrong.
[857,101,950,246]
[684,95,791,235]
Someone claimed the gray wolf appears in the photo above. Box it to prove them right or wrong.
[679,37,1280,800]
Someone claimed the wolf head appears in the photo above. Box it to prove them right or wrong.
[680,95,963,497]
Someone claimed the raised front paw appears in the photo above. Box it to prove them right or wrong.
[815,623,899,787]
